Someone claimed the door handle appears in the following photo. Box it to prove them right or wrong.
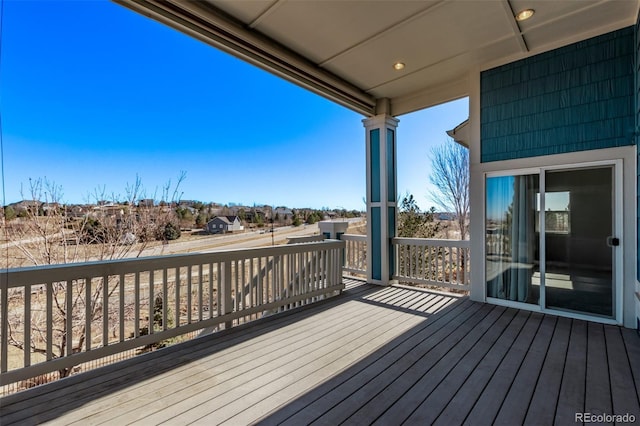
[606,236,620,247]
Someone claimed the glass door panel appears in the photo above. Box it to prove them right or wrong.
[486,174,540,304]
[544,167,613,317]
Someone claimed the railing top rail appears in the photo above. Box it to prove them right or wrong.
[1,239,345,288]
[341,234,366,241]
[392,237,470,248]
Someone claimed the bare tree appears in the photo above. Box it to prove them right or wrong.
[429,139,469,239]
[4,174,185,379]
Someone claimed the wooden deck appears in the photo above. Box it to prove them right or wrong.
[1,279,639,425]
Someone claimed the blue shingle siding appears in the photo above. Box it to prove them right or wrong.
[481,27,635,163]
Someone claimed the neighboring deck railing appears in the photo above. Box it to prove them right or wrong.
[0,240,345,389]
[342,234,367,276]
[393,237,470,291]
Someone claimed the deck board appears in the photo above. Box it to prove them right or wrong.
[393,307,517,425]
[271,299,474,425]
[493,314,557,426]
[584,322,613,422]
[432,309,530,426]
[463,312,544,425]
[524,315,571,425]
[605,325,640,418]
[1,279,638,426]
[555,319,588,424]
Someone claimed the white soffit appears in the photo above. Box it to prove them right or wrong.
[115,0,640,117]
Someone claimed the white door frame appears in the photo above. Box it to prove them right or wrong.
[484,159,623,325]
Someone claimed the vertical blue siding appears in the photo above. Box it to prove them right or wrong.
[370,129,380,203]
[387,129,396,203]
[481,27,635,163]
[371,207,381,280]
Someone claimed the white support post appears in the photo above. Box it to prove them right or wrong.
[363,99,399,285]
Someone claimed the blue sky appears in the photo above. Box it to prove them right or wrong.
[0,0,468,211]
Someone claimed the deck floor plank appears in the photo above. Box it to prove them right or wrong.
[1,279,638,426]
[46,293,383,425]
[584,322,613,422]
[388,307,517,425]
[462,312,544,425]
[524,316,571,425]
[555,319,588,425]
[216,292,450,425]
[129,286,445,425]
[69,301,380,422]
[265,299,474,426]
[604,325,640,419]
[621,328,640,398]
[337,304,499,425]
[493,315,557,426]
[431,310,531,426]
[111,301,406,425]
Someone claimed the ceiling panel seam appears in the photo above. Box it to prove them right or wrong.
[249,0,285,29]
[503,0,528,53]
[318,0,447,67]
[362,33,521,93]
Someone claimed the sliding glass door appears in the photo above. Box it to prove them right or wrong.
[486,174,540,305]
[543,167,613,316]
[486,164,618,319]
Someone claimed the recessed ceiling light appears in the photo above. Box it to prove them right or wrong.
[515,9,535,21]
[393,62,405,71]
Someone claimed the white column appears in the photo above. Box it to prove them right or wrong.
[468,68,485,302]
[363,105,399,285]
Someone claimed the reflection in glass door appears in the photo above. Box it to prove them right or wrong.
[485,174,540,305]
[486,165,616,319]
[543,167,613,317]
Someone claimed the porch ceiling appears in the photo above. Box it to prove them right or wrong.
[114,0,639,116]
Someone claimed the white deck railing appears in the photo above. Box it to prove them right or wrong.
[342,234,367,276]
[393,237,470,291]
[0,240,344,387]
[341,234,470,291]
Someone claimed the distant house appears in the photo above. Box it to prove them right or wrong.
[9,200,40,215]
[138,199,154,208]
[437,212,456,221]
[206,216,244,234]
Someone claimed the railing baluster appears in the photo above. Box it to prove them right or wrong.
[163,269,168,331]
[119,273,125,342]
[249,258,254,316]
[208,263,214,319]
[198,264,203,321]
[257,257,263,306]
[24,284,31,367]
[216,262,222,317]
[85,277,91,352]
[103,275,109,346]
[134,272,140,338]
[148,271,154,335]
[241,259,246,313]
[175,267,180,327]
[271,256,276,305]
[1,279,7,373]
[222,260,232,329]
[46,282,53,361]
[234,260,239,313]
[66,279,73,358]
[187,265,192,324]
